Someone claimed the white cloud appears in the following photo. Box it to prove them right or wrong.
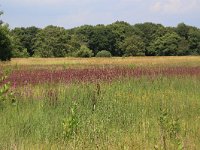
[151,0,200,14]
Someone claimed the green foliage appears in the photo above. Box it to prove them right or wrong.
[72,25,94,45]
[0,69,14,109]
[2,21,200,58]
[75,45,94,57]
[148,33,181,56]
[0,76,10,109]
[159,108,183,150]
[176,23,189,40]
[120,35,145,56]
[177,39,190,55]
[11,35,29,58]
[12,48,29,58]
[66,34,81,56]
[34,25,70,57]
[62,102,79,139]
[188,27,200,55]
[108,21,143,56]
[134,23,168,47]
[87,25,117,55]
[0,25,12,61]
[96,50,112,57]
[11,26,40,56]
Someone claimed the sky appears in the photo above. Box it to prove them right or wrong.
[0,0,200,29]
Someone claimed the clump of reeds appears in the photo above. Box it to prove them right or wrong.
[45,88,59,107]
[92,83,101,112]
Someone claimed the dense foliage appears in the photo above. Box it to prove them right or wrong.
[0,25,12,61]
[1,20,200,59]
[75,45,94,58]
[0,12,12,61]
[96,50,112,57]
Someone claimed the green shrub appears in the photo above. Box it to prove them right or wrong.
[0,68,15,109]
[96,50,112,57]
[12,48,29,58]
[75,45,94,58]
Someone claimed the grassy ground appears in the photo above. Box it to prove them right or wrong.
[0,57,200,149]
[1,56,200,67]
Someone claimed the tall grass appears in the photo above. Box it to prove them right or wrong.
[2,56,200,67]
[0,77,199,149]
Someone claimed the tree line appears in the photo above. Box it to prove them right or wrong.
[1,15,200,60]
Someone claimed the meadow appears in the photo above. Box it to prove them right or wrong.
[0,57,200,150]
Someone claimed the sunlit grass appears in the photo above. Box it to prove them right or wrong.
[1,56,200,67]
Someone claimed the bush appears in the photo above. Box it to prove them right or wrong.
[12,48,29,58]
[96,50,112,57]
[75,45,94,58]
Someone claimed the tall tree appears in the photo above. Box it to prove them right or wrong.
[188,27,200,55]
[34,25,70,57]
[134,22,171,55]
[120,35,145,56]
[108,21,143,56]
[177,38,190,55]
[11,26,40,56]
[148,32,181,56]
[176,23,189,40]
[134,23,166,46]
[87,25,117,55]
[0,11,12,61]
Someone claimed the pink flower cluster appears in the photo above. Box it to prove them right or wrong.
[5,66,200,87]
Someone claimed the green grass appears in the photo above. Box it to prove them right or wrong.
[0,77,200,149]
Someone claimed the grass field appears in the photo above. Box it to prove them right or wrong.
[0,57,200,150]
[1,56,200,66]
